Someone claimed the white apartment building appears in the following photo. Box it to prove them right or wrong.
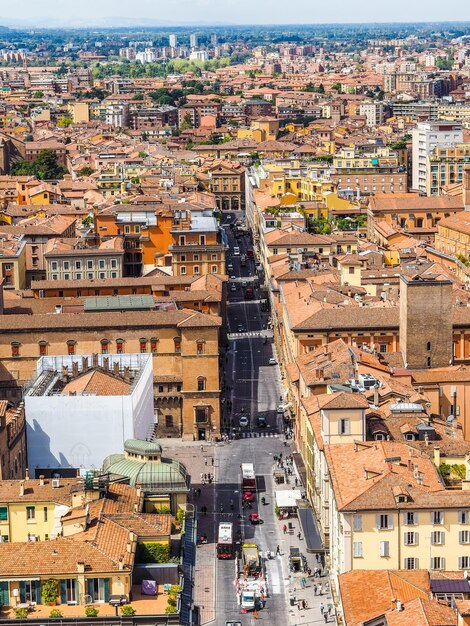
[190,50,208,62]
[412,121,463,194]
[358,101,385,127]
[169,34,177,48]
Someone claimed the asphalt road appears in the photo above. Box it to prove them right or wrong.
[210,213,290,626]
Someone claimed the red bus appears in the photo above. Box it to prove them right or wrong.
[241,463,256,491]
[217,522,234,559]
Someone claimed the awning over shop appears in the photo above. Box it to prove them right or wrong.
[297,502,325,553]
[275,489,302,508]
[292,452,307,487]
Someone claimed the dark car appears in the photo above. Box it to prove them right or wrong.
[257,415,267,428]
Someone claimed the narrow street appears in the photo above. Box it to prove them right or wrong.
[212,211,289,626]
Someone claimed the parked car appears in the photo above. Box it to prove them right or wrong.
[237,324,245,332]
[243,491,255,503]
[257,415,267,428]
[239,416,249,427]
[230,284,237,292]
[269,357,277,365]
[233,247,240,256]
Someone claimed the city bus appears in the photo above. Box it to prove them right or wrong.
[241,463,256,491]
[217,522,234,559]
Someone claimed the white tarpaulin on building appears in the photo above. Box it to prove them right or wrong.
[275,489,302,508]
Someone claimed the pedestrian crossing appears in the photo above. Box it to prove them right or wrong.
[228,330,273,340]
[240,431,279,438]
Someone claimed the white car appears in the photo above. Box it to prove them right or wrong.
[269,357,277,365]
[233,247,240,256]
[239,416,249,427]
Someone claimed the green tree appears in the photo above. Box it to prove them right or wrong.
[332,82,342,91]
[34,149,67,180]
[32,90,44,99]
[132,93,144,101]
[58,117,72,128]
[318,83,325,94]
[77,166,94,177]
[180,113,194,131]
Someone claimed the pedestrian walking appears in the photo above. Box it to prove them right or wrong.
[200,472,203,480]
[320,602,325,615]
[297,601,301,612]
[204,457,207,466]
[200,444,203,452]
[297,531,302,540]
[283,524,287,534]
[211,457,214,466]
[300,577,306,588]
[327,604,332,615]
[253,608,259,620]
[295,477,298,486]
[318,584,323,595]
[302,600,308,610]
[324,613,328,623]
[313,584,317,595]
[276,545,281,555]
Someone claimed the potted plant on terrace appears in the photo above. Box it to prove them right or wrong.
[42,579,59,606]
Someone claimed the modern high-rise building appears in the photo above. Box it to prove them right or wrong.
[169,33,177,48]
[411,121,463,194]
[210,34,218,46]
[190,33,198,48]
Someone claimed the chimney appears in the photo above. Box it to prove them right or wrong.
[118,556,124,571]
[113,361,120,376]
[433,446,441,467]
[72,361,79,377]
[464,165,470,211]
[76,561,85,574]
[407,459,413,472]
[373,384,379,406]
[61,365,69,383]
[81,356,89,372]
[103,357,109,371]
[39,475,45,486]
[126,542,132,553]
[25,468,29,480]
[124,366,130,381]
[92,353,99,367]
[19,480,25,497]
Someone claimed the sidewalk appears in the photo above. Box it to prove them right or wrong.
[159,439,217,625]
[273,452,337,625]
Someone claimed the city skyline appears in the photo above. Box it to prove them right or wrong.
[0,0,468,28]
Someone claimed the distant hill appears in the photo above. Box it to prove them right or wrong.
[0,25,11,32]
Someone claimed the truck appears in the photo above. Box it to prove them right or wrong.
[242,543,261,576]
[245,286,254,300]
[241,463,256,491]
[236,543,266,612]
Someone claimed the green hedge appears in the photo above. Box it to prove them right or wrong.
[136,542,170,563]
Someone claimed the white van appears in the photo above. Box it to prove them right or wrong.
[233,247,240,256]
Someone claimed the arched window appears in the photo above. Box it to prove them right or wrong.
[116,339,125,354]
[151,338,159,354]
[174,337,181,353]
[197,377,206,391]
[38,341,47,356]
[11,342,20,358]
[139,338,148,353]
[67,340,76,355]
[101,339,109,355]
[196,340,205,355]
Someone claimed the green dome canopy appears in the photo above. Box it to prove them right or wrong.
[103,439,189,493]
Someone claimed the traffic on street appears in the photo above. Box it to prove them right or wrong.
[204,211,335,626]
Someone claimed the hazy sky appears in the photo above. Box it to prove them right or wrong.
[1,0,469,27]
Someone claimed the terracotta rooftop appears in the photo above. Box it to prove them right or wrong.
[61,369,131,396]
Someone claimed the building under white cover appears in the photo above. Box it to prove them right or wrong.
[24,353,154,478]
